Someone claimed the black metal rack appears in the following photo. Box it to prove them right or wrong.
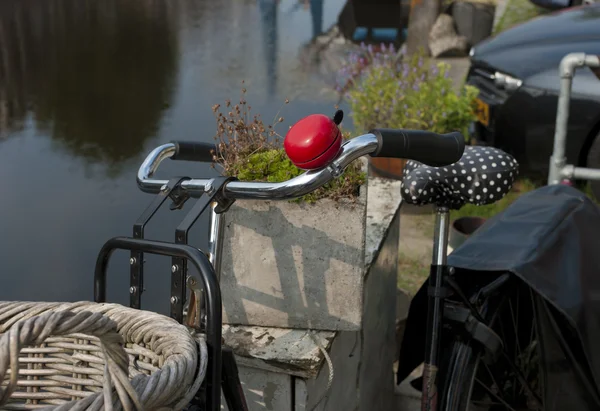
[93,176,245,411]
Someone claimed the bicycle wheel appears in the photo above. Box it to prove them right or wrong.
[441,279,545,411]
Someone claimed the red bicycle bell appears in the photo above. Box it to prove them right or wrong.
[284,110,344,170]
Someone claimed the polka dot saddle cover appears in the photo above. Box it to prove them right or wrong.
[401,145,519,209]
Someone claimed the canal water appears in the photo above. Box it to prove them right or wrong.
[0,0,349,314]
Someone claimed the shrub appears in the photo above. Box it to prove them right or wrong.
[337,44,479,138]
[211,84,366,203]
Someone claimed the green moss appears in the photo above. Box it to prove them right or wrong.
[236,149,303,183]
[235,148,367,204]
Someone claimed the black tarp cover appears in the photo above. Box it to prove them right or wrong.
[397,184,600,409]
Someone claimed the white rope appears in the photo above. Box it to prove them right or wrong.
[308,330,334,411]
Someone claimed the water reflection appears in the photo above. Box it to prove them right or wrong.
[310,0,325,38]
[258,0,279,96]
[0,0,348,312]
[0,0,178,176]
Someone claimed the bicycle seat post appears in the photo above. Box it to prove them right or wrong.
[432,207,450,267]
[421,205,451,410]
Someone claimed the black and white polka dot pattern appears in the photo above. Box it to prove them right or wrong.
[401,146,519,209]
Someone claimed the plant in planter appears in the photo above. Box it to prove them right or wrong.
[210,85,376,331]
[207,85,402,411]
[211,87,366,204]
[337,44,479,179]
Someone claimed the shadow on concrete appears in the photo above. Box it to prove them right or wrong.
[221,203,364,331]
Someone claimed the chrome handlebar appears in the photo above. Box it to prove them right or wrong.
[136,133,380,200]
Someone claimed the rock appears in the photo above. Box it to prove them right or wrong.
[428,13,468,58]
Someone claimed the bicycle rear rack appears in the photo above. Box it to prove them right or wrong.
[93,176,237,411]
[548,52,600,185]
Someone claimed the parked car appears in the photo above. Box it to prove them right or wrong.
[467,4,600,196]
[530,0,596,10]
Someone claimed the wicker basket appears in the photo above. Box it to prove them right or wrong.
[0,301,207,410]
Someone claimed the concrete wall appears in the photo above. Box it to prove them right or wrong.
[221,178,401,411]
[220,187,367,331]
[300,206,399,411]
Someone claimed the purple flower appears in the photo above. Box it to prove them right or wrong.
[418,57,423,68]
[412,83,420,91]
[419,73,425,82]
[417,110,421,117]
[432,65,439,76]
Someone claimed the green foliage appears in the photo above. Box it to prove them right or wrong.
[236,149,302,183]
[211,86,366,203]
[235,147,366,204]
[337,46,479,138]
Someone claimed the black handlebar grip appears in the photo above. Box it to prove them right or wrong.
[369,129,465,167]
[169,141,217,162]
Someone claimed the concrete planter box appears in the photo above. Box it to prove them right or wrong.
[220,171,369,331]
[221,177,402,411]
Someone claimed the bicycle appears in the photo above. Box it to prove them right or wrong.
[395,52,600,411]
[395,139,536,411]
[93,109,472,410]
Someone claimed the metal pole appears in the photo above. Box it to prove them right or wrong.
[422,207,450,411]
[549,53,600,184]
[548,53,581,184]
[432,208,450,266]
[208,203,225,280]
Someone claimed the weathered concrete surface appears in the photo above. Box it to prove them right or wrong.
[222,325,335,379]
[296,330,361,411]
[221,366,292,411]
[220,175,368,331]
[300,205,399,410]
[222,177,402,411]
[365,178,403,268]
[359,199,399,411]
